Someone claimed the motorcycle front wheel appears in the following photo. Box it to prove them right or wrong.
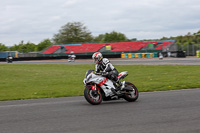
[84,86,103,105]
[123,82,139,102]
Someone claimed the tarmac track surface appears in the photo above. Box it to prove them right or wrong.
[0,89,200,133]
[0,57,200,65]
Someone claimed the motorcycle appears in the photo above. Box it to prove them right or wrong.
[83,70,139,105]
[7,56,13,63]
[68,54,76,62]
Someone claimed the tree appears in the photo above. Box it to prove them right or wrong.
[9,44,19,52]
[0,43,9,51]
[37,39,52,51]
[128,38,137,42]
[93,34,105,43]
[9,41,37,53]
[52,22,93,44]
[95,31,128,42]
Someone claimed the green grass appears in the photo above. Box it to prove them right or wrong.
[0,64,200,101]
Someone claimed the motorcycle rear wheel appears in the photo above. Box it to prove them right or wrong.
[84,86,103,105]
[123,82,139,102]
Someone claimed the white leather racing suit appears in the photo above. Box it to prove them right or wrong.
[95,58,120,85]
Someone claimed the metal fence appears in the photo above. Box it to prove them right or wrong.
[177,43,200,56]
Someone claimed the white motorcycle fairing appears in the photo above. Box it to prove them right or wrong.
[83,70,128,97]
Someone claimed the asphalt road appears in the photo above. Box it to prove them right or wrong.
[0,57,200,65]
[0,89,200,133]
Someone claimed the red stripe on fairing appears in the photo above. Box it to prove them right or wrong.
[117,74,124,78]
[98,78,108,86]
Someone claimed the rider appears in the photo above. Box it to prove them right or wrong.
[68,51,76,62]
[92,52,125,92]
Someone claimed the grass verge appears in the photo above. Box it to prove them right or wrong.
[0,64,200,101]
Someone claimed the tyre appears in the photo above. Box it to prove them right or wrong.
[84,86,103,105]
[124,82,139,102]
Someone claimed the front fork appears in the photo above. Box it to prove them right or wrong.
[88,84,98,96]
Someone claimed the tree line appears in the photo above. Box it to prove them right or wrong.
[0,22,200,53]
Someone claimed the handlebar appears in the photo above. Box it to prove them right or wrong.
[95,72,108,76]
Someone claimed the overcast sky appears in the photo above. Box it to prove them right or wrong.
[1,0,200,46]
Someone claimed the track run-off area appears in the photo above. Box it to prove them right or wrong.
[0,57,200,133]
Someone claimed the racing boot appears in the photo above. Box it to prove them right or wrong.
[115,80,125,92]
[111,81,125,95]
[111,77,125,95]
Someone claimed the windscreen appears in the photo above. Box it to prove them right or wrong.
[85,69,94,78]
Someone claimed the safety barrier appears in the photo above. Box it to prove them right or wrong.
[0,51,18,59]
[197,50,200,58]
[121,52,158,58]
